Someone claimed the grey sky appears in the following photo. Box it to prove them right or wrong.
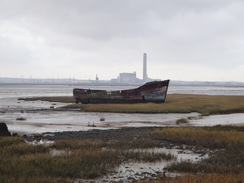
[0,0,244,81]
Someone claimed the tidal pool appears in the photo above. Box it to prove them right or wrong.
[99,147,209,182]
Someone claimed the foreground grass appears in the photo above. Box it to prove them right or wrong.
[141,173,244,183]
[1,126,244,182]
[0,136,173,183]
[154,126,244,149]
[153,126,244,174]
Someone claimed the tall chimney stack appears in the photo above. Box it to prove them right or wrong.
[143,53,147,81]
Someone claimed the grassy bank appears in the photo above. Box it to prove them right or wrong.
[65,94,244,115]
[1,126,244,182]
[19,94,244,115]
[19,96,75,103]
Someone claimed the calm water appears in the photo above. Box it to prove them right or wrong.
[168,85,244,96]
[1,84,244,99]
[0,84,244,134]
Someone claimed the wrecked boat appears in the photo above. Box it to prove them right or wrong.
[73,80,170,104]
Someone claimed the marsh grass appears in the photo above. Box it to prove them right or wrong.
[1,126,244,182]
[108,139,157,149]
[123,150,175,162]
[153,127,244,149]
[0,176,68,183]
[204,125,244,132]
[0,137,174,182]
[153,126,244,174]
[20,94,244,115]
[0,136,24,146]
[18,96,75,103]
[61,94,244,115]
[140,173,244,183]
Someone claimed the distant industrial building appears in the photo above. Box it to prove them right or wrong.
[119,72,138,83]
[111,72,138,83]
[111,53,151,84]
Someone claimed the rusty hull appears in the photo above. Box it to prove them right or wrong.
[73,80,170,104]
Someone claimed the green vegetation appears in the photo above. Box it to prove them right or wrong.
[141,173,244,183]
[153,126,244,174]
[153,126,244,149]
[67,94,244,115]
[0,136,174,182]
[14,93,244,182]
[1,126,244,182]
[22,94,244,115]
[19,96,75,103]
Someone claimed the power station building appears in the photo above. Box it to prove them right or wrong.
[111,53,150,84]
[118,72,138,83]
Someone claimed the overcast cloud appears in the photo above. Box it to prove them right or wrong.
[0,0,244,81]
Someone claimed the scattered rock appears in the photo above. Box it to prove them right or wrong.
[16,117,26,120]
[127,177,135,181]
[176,118,188,125]
[12,133,19,136]
[87,122,96,127]
[0,122,11,136]
[100,117,105,121]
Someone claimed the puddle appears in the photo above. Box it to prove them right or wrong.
[135,147,209,162]
[100,147,209,182]
[190,113,244,126]
[50,149,71,157]
[25,139,54,146]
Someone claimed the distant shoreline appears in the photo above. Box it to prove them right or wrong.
[1,78,244,87]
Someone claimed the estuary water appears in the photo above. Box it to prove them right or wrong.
[0,84,244,134]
